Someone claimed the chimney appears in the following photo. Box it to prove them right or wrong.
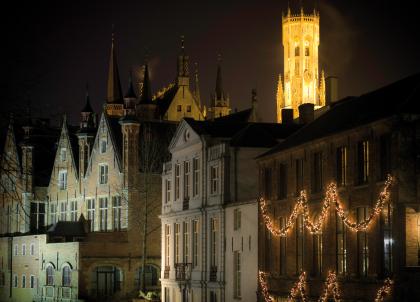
[326,76,339,105]
[281,108,294,125]
[298,103,314,124]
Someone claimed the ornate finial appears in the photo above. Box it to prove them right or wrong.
[111,24,115,43]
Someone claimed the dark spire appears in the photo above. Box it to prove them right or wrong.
[194,62,201,109]
[215,54,224,100]
[139,62,152,104]
[82,84,94,113]
[124,70,137,99]
[177,35,189,82]
[106,29,123,104]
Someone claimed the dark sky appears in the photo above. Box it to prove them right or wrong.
[3,0,420,125]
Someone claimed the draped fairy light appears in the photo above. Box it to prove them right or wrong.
[259,270,393,302]
[260,175,393,236]
[374,278,393,302]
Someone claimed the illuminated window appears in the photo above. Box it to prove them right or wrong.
[383,204,393,275]
[312,152,323,193]
[165,225,170,267]
[295,159,304,194]
[295,46,300,56]
[70,201,78,221]
[187,105,191,113]
[277,163,287,200]
[296,214,304,273]
[50,204,57,225]
[336,213,347,275]
[312,226,323,275]
[177,105,182,112]
[165,179,171,203]
[305,47,310,56]
[336,146,347,187]
[357,207,369,276]
[60,202,67,221]
[357,140,369,184]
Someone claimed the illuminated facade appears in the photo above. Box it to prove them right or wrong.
[277,7,326,123]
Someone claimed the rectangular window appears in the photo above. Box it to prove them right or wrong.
[383,204,393,275]
[99,164,108,184]
[50,204,57,225]
[264,167,272,199]
[175,164,180,200]
[100,139,107,154]
[187,105,191,113]
[112,196,122,231]
[99,198,108,231]
[336,214,347,275]
[87,199,95,231]
[60,202,67,221]
[357,141,369,184]
[279,217,286,275]
[234,251,241,298]
[184,161,191,199]
[210,218,218,268]
[193,220,199,267]
[30,275,35,288]
[312,152,323,193]
[165,225,170,267]
[165,179,171,203]
[22,274,26,288]
[177,105,182,112]
[183,221,190,263]
[70,201,78,221]
[193,157,200,197]
[60,148,67,162]
[234,209,241,231]
[357,207,369,276]
[336,146,347,187]
[210,165,219,195]
[175,223,180,264]
[277,163,287,200]
[380,135,391,180]
[59,170,67,190]
[295,159,304,194]
[296,214,304,273]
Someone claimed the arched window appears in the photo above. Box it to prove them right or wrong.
[295,46,300,56]
[46,265,54,286]
[62,266,71,287]
[305,47,310,56]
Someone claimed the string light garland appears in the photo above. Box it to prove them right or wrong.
[260,174,393,236]
[259,270,393,302]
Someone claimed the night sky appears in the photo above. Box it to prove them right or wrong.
[3,0,420,125]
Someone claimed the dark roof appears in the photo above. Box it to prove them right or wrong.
[106,39,123,104]
[155,85,178,117]
[106,115,123,158]
[47,221,86,237]
[184,118,301,148]
[259,73,420,158]
[139,64,153,104]
[124,73,137,99]
[213,108,253,123]
[81,93,94,113]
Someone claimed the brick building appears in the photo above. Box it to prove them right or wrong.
[257,74,420,301]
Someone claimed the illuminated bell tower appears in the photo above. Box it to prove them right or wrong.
[277,7,326,123]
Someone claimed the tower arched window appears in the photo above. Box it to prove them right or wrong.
[62,266,71,286]
[295,46,300,56]
[46,265,54,286]
[305,47,310,56]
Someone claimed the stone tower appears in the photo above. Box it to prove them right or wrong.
[277,7,326,123]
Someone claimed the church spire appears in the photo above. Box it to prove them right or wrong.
[276,74,284,123]
[140,62,152,104]
[194,62,201,109]
[177,35,189,87]
[106,30,123,104]
[215,54,224,101]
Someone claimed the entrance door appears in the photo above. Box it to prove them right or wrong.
[96,266,118,298]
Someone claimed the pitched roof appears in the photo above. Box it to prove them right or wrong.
[214,108,253,123]
[47,220,86,237]
[259,73,420,158]
[106,38,123,104]
[155,85,178,117]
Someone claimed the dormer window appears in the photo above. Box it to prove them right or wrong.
[100,139,107,154]
[59,170,68,190]
[60,148,67,162]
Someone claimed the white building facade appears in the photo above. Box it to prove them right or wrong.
[160,118,288,302]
